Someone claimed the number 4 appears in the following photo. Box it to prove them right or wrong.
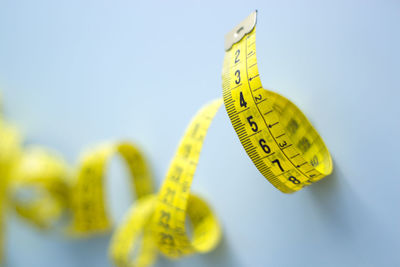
[239,91,247,108]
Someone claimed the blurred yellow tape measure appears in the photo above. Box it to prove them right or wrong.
[112,10,332,266]
[0,11,332,267]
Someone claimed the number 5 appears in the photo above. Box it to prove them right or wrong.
[246,116,258,132]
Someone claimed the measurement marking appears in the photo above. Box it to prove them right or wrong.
[253,86,263,92]
[268,122,279,128]
[276,170,291,177]
[276,133,286,139]
[264,110,273,116]
[247,51,254,57]
[296,162,308,168]
[309,173,321,180]
[249,62,257,69]
[237,107,250,114]
[230,62,242,70]
[231,120,244,126]
[261,152,275,159]
[305,169,315,174]
[244,35,310,179]
[232,83,243,89]
[255,98,266,105]
[248,130,262,138]
[281,144,293,150]
[290,153,300,159]
[249,74,259,81]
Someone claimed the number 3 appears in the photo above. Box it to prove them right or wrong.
[235,70,241,84]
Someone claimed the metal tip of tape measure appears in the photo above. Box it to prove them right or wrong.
[224,10,257,51]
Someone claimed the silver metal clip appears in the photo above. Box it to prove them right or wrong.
[224,10,257,51]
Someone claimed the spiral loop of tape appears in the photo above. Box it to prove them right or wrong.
[0,11,332,267]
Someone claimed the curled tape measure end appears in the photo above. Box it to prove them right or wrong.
[222,12,333,193]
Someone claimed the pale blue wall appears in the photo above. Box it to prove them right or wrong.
[0,0,399,266]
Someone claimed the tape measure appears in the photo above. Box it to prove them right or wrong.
[0,10,332,267]
[9,146,69,229]
[111,10,332,266]
[222,11,332,193]
[68,142,154,235]
[0,119,21,261]
[0,128,157,263]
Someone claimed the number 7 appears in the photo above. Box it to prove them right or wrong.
[272,159,284,172]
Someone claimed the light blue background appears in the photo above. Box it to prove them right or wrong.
[1,0,399,266]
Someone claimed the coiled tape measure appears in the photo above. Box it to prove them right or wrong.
[0,10,332,267]
[111,10,332,266]
[222,11,332,193]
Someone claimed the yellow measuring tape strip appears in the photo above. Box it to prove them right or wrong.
[110,99,222,266]
[110,10,332,267]
[151,99,222,258]
[0,118,21,260]
[9,146,69,229]
[0,10,332,267]
[0,125,156,263]
[222,11,332,193]
[69,142,154,235]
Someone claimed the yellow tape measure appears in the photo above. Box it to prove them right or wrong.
[222,11,332,193]
[151,99,222,258]
[0,119,21,260]
[69,142,154,235]
[10,146,69,229]
[0,10,332,267]
[111,10,332,266]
